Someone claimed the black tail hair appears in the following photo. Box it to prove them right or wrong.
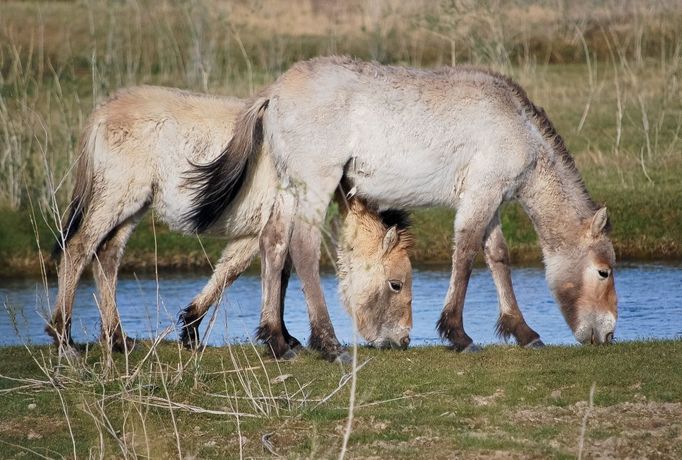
[184,98,269,233]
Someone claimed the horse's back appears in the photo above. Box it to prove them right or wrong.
[82,86,254,232]
[267,57,540,209]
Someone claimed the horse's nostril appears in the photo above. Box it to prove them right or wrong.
[400,336,410,349]
[605,332,614,343]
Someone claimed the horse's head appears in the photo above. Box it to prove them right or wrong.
[337,200,413,349]
[546,207,618,344]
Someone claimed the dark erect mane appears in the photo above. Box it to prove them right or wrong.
[379,209,411,230]
[489,70,600,215]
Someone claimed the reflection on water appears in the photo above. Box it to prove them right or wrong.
[1,263,681,348]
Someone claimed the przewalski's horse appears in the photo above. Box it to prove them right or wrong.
[48,86,414,360]
[337,197,413,349]
[187,57,618,356]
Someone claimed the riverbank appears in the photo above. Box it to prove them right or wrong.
[1,199,680,278]
[0,340,680,458]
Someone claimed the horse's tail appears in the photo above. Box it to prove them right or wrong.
[184,96,270,233]
[52,120,99,260]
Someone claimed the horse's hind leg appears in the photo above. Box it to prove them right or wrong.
[47,232,94,351]
[483,214,542,348]
[180,236,258,349]
[257,191,297,359]
[279,253,302,350]
[48,211,122,352]
[92,209,146,353]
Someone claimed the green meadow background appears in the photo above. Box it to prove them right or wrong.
[1,0,681,276]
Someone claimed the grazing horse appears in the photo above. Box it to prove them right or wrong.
[47,86,414,360]
[187,57,618,359]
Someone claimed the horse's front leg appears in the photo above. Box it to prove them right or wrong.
[180,236,259,349]
[437,198,500,352]
[483,214,543,348]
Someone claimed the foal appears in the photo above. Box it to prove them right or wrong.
[48,86,413,360]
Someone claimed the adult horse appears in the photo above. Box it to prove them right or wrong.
[187,57,618,358]
[48,86,413,360]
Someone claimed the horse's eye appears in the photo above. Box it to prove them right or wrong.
[597,269,610,280]
[388,280,403,293]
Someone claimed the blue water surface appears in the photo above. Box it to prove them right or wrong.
[1,263,680,348]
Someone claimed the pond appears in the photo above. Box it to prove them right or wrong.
[1,263,681,348]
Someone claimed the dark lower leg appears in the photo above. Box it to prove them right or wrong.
[437,249,476,351]
[484,217,541,346]
[495,313,541,346]
[437,206,494,352]
[179,304,206,349]
[45,315,74,347]
[279,254,302,349]
[180,237,258,349]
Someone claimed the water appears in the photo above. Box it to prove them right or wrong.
[1,263,681,348]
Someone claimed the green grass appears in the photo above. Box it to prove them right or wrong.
[1,2,681,273]
[1,341,680,458]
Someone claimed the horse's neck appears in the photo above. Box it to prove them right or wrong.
[518,156,594,256]
[338,200,383,258]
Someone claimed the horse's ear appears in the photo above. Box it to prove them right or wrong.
[382,225,399,255]
[590,207,610,237]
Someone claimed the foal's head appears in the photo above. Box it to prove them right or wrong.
[546,207,618,344]
[337,200,413,349]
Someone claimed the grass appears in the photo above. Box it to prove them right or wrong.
[0,0,681,274]
[0,340,681,458]
[1,3,680,457]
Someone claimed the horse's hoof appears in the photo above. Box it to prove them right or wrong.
[59,344,82,360]
[524,338,545,349]
[179,329,200,350]
[124,337,136,353]
[334,351,353,364]
[286,335,303,351]
[182,337,200,350]
[112,336,136,354]
[461,343,482,353]
[279,349,298,361]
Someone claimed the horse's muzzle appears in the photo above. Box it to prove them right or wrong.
[372,334,411,350]
[578,327,615,345]
[575,312,616,345]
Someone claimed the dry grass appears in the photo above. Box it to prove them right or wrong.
[1,340,681,458]
[0,2,680,270]
[1,0,681,209]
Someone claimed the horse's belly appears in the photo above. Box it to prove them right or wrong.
[349,171,453,209]
[345,145,467,209]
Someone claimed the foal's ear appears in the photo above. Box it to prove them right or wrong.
[382,225,399,255]
[590,207,610,237]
